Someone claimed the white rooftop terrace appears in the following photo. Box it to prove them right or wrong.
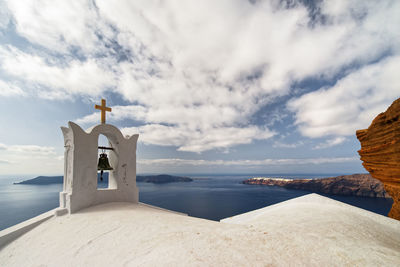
[0,194,399,266]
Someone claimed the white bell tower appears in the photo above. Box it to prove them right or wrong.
[57,99,139,214]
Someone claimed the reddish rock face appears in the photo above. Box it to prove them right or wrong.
[356,98,400,220]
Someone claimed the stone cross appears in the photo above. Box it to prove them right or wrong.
[95,99,112,124]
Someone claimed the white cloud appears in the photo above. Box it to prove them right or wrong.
[0,46,116,99]
[0,80,25,96]
[0,1,11,30]
[0,143,56,156]
[288,56,400,138]
[2,0,400,153]
[6,0,113,54]
[122,124,275,153]
[78,103,275,152]
[0,159,12,164]
[10,145,55,156]
[313,137,346,150]
[273,141,304,149]
[0,143,62,174]
[138,156,358,166]
[76,105,148,125]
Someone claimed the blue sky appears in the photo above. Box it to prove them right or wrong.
[0,0,399,176]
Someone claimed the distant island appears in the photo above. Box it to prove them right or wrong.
[15,176,63,185]
[15,174,193,185]
[136,174,192,184]
[243,174,390,198]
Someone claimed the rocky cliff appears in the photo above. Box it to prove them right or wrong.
[356,97,400,220]
[243,174,389,198]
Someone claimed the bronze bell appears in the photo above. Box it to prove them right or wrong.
[98,153,113,181]
[98,153,113,171]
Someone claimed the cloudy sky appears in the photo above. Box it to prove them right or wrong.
[0,0,399,176]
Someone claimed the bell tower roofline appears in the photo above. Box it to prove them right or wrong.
[59,121,139,214]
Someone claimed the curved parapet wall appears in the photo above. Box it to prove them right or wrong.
[60,121,139,213]
[356,98,400,220]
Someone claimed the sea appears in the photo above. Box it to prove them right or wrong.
[0,174,394,231]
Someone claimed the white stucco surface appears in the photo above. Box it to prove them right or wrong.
[1,194,399,266]
[0,209,55,248]
[60,122,139,214]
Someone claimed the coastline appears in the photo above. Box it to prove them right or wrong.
[243,174,390,198]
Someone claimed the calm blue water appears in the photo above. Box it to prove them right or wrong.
[0,174,393,230]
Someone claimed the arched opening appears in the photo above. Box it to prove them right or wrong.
[97,134,117,189]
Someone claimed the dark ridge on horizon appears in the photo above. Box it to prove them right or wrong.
[243,174,390,199]
[14,174,193,185]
